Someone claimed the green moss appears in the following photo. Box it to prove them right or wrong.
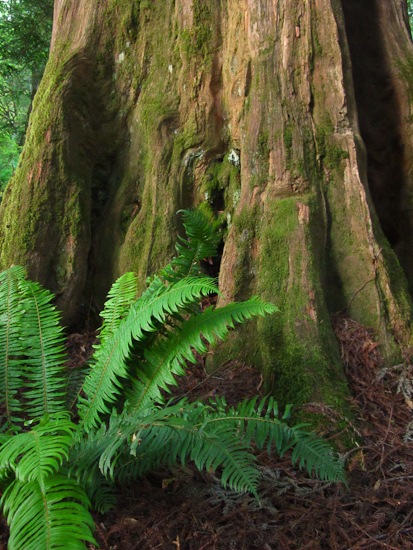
[233,204,258,235]
[139,0,151,11]
[396,55,413,102]
[200,154,240,205]
[231,205,259,299]
[210,195,353,428]
[0,47,75,268]
[259,198,298,289]
[283,124,294,170]
[172,117,199,165]
[316,120,349,173]
[258,131,269,157]
[140,91,175,135]
[180,1,213,60]
[313,32,322,58]
[283,125,293,153]
[248,197,350,411]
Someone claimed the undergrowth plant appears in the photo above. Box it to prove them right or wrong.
[0,210,346,549]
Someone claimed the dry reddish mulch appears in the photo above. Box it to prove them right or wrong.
[90,316,413,550]
[1,317,413,549]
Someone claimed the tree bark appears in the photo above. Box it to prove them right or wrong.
[1,0,413,408]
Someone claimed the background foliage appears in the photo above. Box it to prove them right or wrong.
[0,0,52,194]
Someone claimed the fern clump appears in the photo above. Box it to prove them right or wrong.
[0,210,346,549]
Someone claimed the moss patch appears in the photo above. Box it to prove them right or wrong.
[180,1,213,60]
[255,197,349,409]
[315,119,349,174]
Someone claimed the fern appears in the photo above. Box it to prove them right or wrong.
[0,208,346,549]
[289,430,346,483]
[0,414,95,549]
[98,271,138,343]
[72,397,345,498]
[127,299,277,412]
[73,402,260,494]
[199,397,346,484]
[0,266,26,428]
[0,267,67,428]
[79,276,219,430]
[159,208,221,282]
[0,414,76,481]
[18,278,67,419]
[3,476,95,550]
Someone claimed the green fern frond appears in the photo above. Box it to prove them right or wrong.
[82,470,116,514]
[159,209,221,283]
[96,405,189,479]
[95,396,345,491]
[289,429,346,483]
[71,405,187,481]
[88,402,262,494]
[72,362,342,506]
[78,276,218,431]
[200,397,346,484]
[127,298,278,412]
[98,271,138,343]
[65,365,89,411]
[2,476,95,550]
[0,413,95,549]
[76,402,259,494]
[0,266,26,428]
[0,413,76,482]
[206,396,295,454]
[185,424,260,494]
[18,278,68,419]
[0,267,67,426]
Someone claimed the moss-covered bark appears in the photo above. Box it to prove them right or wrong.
[1,0,413,414]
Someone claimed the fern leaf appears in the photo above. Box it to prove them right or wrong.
[159,209,221,283]
[0,414,76,482]
[75,396,344,500]
[0,266,26,428]
[70,446,117,514]
[2,476,95,550]
[98,271,138,343]
[65,365,89,412]
[18,275,67,419]
[128,298,278,412]
[81,402,260,494]
[78,276,218,431]
[290,429,346,484]
[188,425,260,494]
[201,397,346,484]
[84,472,117,514]
[205,396,295,454]
[0,414,95,549]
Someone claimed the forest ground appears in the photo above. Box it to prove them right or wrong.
[1,316,412,550]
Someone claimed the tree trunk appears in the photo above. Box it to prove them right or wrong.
[1,0,413,408]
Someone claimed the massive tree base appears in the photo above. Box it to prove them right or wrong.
[1,0,413,409]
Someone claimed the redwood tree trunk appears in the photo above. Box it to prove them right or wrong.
[1,0,413,408]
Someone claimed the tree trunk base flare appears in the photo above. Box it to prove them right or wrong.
[1,0,413,410]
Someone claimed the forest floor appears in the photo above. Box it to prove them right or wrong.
[1,316,413,549]
[90,316,413,550]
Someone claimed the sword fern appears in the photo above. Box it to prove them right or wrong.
[0,209,346,549]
